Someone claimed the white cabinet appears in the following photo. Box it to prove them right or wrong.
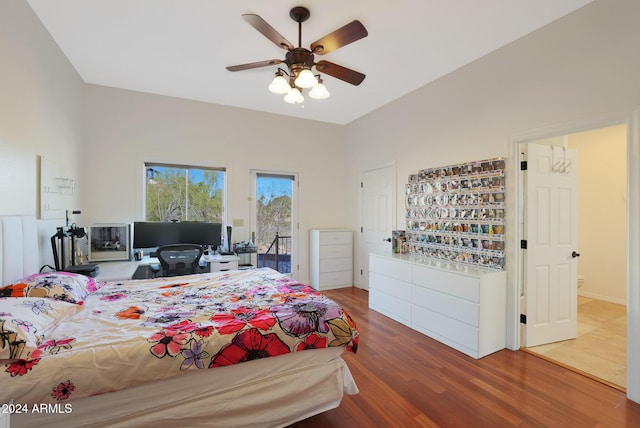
[369,252,507,359]
[310,230,353,290]
[208,255,239,272]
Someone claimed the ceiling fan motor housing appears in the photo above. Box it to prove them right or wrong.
[286,48,315,76]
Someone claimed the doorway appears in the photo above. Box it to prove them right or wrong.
[519,124,628,388]
[250,171,298,278]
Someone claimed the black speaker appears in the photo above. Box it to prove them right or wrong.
[218,225,234,255]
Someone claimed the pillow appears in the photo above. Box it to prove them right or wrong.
[0,297,80,360]
[0,272,106,304]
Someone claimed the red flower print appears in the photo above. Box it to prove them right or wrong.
[210,313,245,334]
[209,328,290,368]
[51,380,75,400]
[161,290,183,298]
[0,282,26,297]
[295,333,327,351]
[211,307,276,335]
[100,293,126,301]
[38,338,75,354]
[116,306,145,320]
[166,319,198,333]
[159,282,189,289]
[148,330,189,358]
[194,325,213,338]
[6,358,40,377]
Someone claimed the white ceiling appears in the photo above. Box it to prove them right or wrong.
[27,0,593,125]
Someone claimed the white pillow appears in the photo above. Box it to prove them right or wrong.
[0,297,80,361]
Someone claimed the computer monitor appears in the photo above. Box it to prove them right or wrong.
[179,222,222,250]
[133,221,222,250]
[133,222,179,249]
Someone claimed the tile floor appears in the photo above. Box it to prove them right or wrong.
[526,296,627,389]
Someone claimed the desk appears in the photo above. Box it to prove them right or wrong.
[96,254,240,282]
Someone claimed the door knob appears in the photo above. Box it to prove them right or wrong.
[383,238,391,242]
[571,251,580,258]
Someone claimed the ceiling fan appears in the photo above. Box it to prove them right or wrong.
[226,6,368,103]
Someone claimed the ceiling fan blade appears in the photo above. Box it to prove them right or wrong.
[242,14,294,50]
[226,59,282,72]
[310,20,368,55]
[315,60,366,86]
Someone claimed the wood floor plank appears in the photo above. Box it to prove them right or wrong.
[290,287,640,428]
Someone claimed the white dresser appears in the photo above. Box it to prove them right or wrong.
[208,255,239,272]
[369,252,507,359]
[310,229,353,290]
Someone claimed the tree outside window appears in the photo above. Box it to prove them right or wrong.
[145,164,224,222]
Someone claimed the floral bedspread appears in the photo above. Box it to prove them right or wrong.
[0,268,358,404]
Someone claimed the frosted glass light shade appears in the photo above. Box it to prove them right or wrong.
[309,82,330,99]
[268,74,290,94]
[294,69,317,88]
[284,87,304,104]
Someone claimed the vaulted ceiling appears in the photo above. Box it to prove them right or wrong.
[27,0,593,125]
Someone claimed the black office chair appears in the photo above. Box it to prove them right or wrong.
[156,244,204,277]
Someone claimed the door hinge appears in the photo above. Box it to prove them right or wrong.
[360,182,363,188]
[360,269,363,275]
[520,314,527,324]
[520,161,527,171]
[520,240,527,249]
[360,226,363,233]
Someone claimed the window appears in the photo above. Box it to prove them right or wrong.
[144,163,225,223]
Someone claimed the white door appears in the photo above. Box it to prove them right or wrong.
[359,165,394,290]
[524,143,579,347]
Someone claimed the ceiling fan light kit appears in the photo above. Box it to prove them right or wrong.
[309,78,330,100]
[268,70,290,94]
[227,6,367,105]
[294,68,317,89]
[284,87,304,104]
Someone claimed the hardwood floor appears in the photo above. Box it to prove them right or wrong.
[291,287,640,427]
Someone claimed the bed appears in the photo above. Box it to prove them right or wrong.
[0,216,359,427]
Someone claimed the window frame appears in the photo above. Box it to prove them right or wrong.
[142,162,228,225]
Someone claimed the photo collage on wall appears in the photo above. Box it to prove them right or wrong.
[405,158,505,270]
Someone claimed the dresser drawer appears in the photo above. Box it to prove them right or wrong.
[319,244,352,259]
[209,260,238,272]
[318,270,352,287]
[370,271,411,302]
[319,257,352,273]
[412,264,480,302]
[412,305,479,353]
[412,284,479,327]
[318,231,352,245]
[370,288,411,327]
[370,254,411,282]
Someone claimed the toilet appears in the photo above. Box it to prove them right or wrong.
[577,275,584,288]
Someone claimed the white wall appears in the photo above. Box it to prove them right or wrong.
[569,124,627,304]
[81,85,347,283]
[0,0,84,266]
[344,0,640,398]
[345,0,640,283]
